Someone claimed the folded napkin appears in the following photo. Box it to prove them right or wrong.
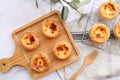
[57,0,120,80]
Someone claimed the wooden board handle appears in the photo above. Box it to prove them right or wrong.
[0,46,24,72]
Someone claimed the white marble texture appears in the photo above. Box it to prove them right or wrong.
[0,0,120,80]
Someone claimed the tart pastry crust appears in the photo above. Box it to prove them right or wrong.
[114,22,120,39]
[31,54,50,72]
[20,32,39,50]
[53,41,71,59]
[89,24,110,43]
[42,18,60,38]
[99,1,119,20]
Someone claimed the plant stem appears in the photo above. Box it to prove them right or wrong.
[59,0,64,6]
[36,0,39,8]
[62,0,82,15]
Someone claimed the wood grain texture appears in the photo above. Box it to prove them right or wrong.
[0,10,80,79]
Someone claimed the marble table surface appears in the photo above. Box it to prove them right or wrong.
[0,0,120,80]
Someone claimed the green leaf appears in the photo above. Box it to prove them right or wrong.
[69,3,78,10]
[36,0,39,8]
[51,0,60,3]
[70,0,80,10]
[78,0,91,6]
[71,0,80,3]
[78,14,87,22]
[61,6,69,20]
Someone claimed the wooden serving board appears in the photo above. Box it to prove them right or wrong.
[0,10,80,79]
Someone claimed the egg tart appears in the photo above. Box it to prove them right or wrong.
[99,1,119,20]
[20,32,39,50]
[42,18,60,38]
[114,22,120,39]
[31,54,50,72]
[89,23,110,43]
[53,41,71,59]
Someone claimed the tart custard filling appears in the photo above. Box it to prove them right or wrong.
[31,54,50,72]
[99,1,118,19]
[103,3,116,16]
[53,41,71,59]
[20,32,39,50]
[42,18,60,38]
[93,26,108,40]
[114,22,120,38]
[90,24,110,43]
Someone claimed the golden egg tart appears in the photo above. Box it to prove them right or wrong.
[99,1,119,20]
[31,54,50,72]
[20,32,39,50]
[53,41,71,59]
[42,18,60,38]
[89,24,110,43]
[114,22,120,39]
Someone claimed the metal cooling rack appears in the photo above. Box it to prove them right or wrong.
[71,31,116,42]
[70,0,120,56]
[57,0,120,80]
